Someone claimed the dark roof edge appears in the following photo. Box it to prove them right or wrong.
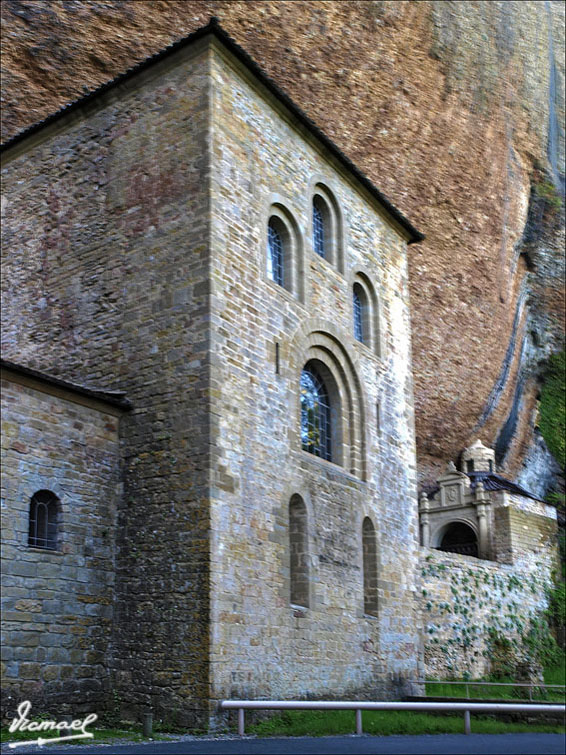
[1,359,132,411]
[0,17,424,244]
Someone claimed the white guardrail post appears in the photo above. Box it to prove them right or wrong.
[220,700,565,737]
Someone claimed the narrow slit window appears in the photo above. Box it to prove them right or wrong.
[289,495,309,607]
[353,286,364,342]
[267,221,284,286]
[313,200,325,258]
[362,517,378,616]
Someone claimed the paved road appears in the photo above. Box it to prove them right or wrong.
[3,734,565,755]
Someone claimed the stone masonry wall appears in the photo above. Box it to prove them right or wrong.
[420,498,558,679]
[1,45,213,725]
[208,45,422,711]
[2,1,564,490]
[1,375,120,715]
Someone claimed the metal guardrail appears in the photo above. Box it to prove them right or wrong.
[220,699,565,736]
[420,679,566,701]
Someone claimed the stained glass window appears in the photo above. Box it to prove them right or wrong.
[267,221,284,286]
[301,364,332,460]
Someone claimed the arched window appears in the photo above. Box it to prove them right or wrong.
[362,517,378,616]
[310,184,344,272]
[353,284,366,343]
[266,205,305,302]
[267,218,284,287]
[297,333,364,477]
[301,363,332,461]
[352,273,381,357]
[289,495,309,607]
[313,197,326,258]
[438,522,478,558]
[28,490,59,550]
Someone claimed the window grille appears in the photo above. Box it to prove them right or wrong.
[353,287,364,342]
[267,221,284,286]
[313,201,325,258]
[28,490,58,550]
[301,365,332,461]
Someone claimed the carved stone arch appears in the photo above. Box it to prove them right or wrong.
[263,195,305,303]
[349,267,382,358]
[308,177,345,274]
[286,320,367,480]
[432,519,479,558]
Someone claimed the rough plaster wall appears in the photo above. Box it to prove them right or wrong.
[1,49,213,724]
[1,379,120,714]
[208,48,421,705]
[1,0,564,486]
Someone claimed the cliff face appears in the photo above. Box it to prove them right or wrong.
[1,0,564,488]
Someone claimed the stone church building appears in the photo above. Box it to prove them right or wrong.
[1,19,424,725]
[1,19,557,728]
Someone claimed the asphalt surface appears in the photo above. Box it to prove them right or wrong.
[2,734,565,755]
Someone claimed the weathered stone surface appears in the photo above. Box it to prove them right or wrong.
[0,1,564,485]
[207,45,420,709]
[1,27,422,723]
[0,374,120,714]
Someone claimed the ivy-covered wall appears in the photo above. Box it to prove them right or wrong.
[420,542,558,680]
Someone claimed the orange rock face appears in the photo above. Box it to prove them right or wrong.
[1,0,564,485]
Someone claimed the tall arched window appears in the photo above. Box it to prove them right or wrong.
[313,197,326,258]
[28,490,59,550]
[352,273,381,357]
[310,183,344,272]
[266,205,305,302]
[301,363,332,461]
[362,517,378,616]
[353,284,366,343]
[289,495,309,607]
[267,218,284,286]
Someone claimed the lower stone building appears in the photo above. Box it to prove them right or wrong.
[418,440,558,679]
[1,361,129,714]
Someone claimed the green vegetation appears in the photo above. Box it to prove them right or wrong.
[539,351,566,469]
[545,655,566,686]
[425,676,564,702]
[533,179,563,213]
[0,725,167,746]
[248,709,564,737]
